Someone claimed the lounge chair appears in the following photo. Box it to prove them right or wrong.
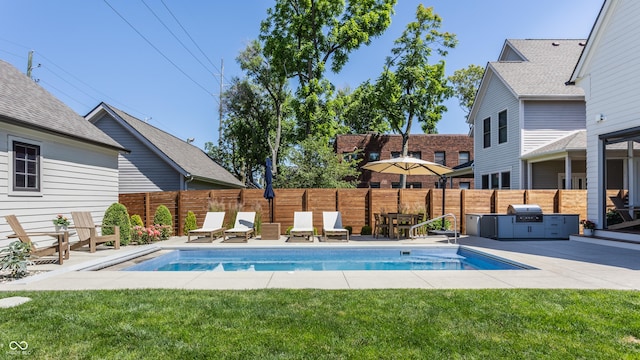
[4,214,69,264]
[322,211,349,242]
[223,212,255,242]
[71,211,120,252]
[188,212,225,242]
[608,196,640,230]
[289,211,314,242]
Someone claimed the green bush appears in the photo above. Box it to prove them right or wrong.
[184,211,197,234]
[153,205,173,239]
[426,218,451,231]
[344,226,353,235]
[103,203,132,246]
[0,241,33,278]
[360,225,372,235]
[130,214,143,227]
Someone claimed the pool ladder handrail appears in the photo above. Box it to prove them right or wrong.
[409,213,458,244]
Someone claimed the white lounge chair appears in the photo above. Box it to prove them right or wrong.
[188,212,226,242]
[223,212,256,242]
[322,211,349,242]
[289,211,314,242]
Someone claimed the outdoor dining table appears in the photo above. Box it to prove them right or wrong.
[380,213,423,239]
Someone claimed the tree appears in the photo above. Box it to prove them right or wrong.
[275,138,359,188]
[236,40,289,175]
[375,5,456,188]
[206,78,275,185]
[449,64,485,120]
[333,82,390,134]
[260,0,396,139]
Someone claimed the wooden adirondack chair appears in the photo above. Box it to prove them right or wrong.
[70,211,120,252]
[4,214,69,264]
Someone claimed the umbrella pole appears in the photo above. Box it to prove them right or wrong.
[440,175,447,230]
[269,198,274,223]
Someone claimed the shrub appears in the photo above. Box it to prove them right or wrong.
[131,225,162,244]
[103,203,132,246]
[426,218,451,231]
[130,214,144,227]
[0,241,33,278]
[153,205,173,239]
[360,225,371,235]
[184,211,197,234]
[344,226,353,235]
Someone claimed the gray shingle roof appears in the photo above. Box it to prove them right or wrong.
[0,60,125,151]
[99,103,245,188]
[490,39,586,97]
[523,130,586,158]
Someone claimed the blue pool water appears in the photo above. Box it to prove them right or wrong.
[123,246,533,271]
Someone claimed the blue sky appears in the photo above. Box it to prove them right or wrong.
[0,0,603,149]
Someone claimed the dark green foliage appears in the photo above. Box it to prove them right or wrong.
[184,211,197,235]
[103,203,131,246]
[153,205,173,239]
[344,225,353,235]
[0,241,33,278]
[360,225,372,235]
[607,210,623,226]
[130,214,144,227]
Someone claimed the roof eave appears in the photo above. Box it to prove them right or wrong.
[0,115,129,153]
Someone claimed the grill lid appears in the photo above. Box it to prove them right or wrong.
[507,204,543,215]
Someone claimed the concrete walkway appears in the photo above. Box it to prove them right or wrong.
[1,234,639,291]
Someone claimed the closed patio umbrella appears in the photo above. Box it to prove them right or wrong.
[263,158,276,223]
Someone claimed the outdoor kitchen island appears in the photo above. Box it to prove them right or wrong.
[466,204,579,240]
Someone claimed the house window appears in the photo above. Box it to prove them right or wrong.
[501,172,510,189]
[491,173,499,189]
[458,151,470,165]
[498,110,507,144]
[368,152,380,161]
[391,151,421,159]
[459,182,471,189]
[369,182,381,188]
[342,152,358,161]
[434,151,446,165]
[13,141,41,192]
[481,174,489,189]
[483,117,491,148]
[407,182,422,189]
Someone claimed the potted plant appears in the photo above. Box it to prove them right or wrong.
[52,214,70,232]
[580,219,596,236]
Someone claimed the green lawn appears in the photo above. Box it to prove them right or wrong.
[1,289,639,359]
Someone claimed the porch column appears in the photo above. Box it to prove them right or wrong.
[628,141,636,208]
[527,161,533,189]
[565,155,572,189]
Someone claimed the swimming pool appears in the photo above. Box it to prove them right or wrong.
[123,246,533,271]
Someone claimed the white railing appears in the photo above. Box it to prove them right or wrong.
[409,213,458,244]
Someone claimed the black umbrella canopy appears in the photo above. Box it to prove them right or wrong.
[264,158,275,222]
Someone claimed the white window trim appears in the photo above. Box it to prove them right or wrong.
[8,135,43,197]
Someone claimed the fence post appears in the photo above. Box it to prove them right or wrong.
[145,192,151,227]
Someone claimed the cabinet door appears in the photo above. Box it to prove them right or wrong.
[497,216,514,238]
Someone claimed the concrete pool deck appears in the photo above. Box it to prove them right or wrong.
[1,234,639,291]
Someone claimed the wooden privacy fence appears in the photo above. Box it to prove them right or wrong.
[119,189,588,236]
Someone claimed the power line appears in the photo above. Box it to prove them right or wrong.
[140,0,221,86]
[103,0,215,98]
[160,0,231,85]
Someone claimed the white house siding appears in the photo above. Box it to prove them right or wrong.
[522,101,586,153]
[473,75,521,188]
[0,122,119,247]
[92,114,181,193]
[576,0,640,226]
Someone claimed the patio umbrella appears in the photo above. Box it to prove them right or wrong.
[263,157,276,223]
[362,156,453,228]
[361,156,452,177]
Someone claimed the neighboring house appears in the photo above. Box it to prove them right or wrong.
[86,102,245,193]
[336,133,474,189]
[570,0,640,231]
[0,60,127,246]
[468,39,587,190]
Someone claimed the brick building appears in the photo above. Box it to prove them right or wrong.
[335,133,474,189]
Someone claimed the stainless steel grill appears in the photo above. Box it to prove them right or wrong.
[507,204,543,223]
